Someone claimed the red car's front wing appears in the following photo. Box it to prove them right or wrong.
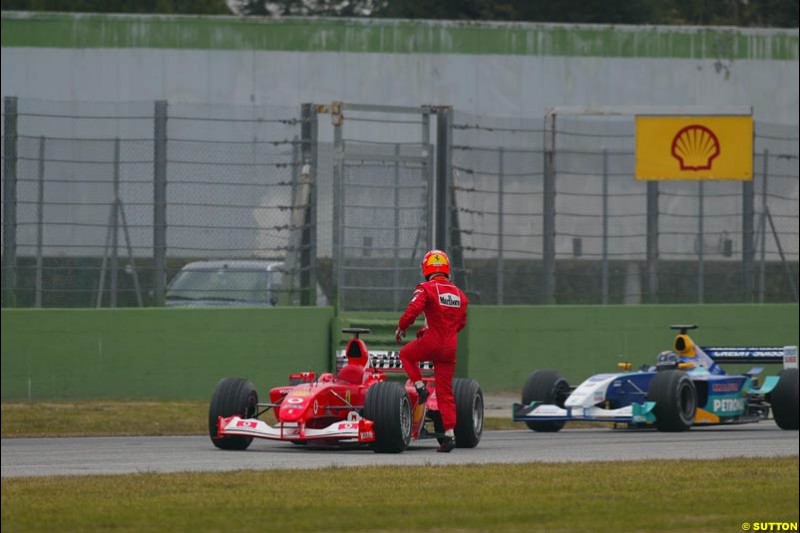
[217,415,376,443]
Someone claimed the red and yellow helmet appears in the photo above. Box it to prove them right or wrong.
[422,249,451,280]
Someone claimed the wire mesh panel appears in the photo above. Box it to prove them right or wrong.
[550,116,647,304]
[753,122,799,303]
[331,105,433,311]
[451,111,545,305]
[165,102,311,304]
[7,99,155,307]
[1,98,316,308]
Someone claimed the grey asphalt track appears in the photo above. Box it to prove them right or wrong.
[2,422,797,478]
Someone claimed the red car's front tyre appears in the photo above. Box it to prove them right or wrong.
[209,377,259,450]
[364,381,412,453]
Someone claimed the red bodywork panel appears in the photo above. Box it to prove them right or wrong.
[218,367,435,443]
[217,343,439,445]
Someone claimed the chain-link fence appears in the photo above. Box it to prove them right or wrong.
[450,111,799,305]
[330,104,434,311]
[2,97,798,309]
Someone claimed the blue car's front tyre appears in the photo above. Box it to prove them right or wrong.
[771,368,799,430]
[521,370,570,432]
[648,370,696,432]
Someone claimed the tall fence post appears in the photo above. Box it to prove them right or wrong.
[153,100,168,307]
[742,167,756,302]
[2,96,18,308]
[601,149,609,305]
[436,107,463,287]
[288,136,300,305]
[35,136,46,308]
[646,181,659,303]
[393,143,401,310]
[332,103,344,311]
[758,149,768,303]
[435,108,451,251]
[300,103,318,306]
[497,147,505,305]
[422,110,433,251]
[110,137,120,308]
[697,180,704,304]
[542,112,556,305]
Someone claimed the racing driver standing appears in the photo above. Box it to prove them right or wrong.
[395,249,469,452]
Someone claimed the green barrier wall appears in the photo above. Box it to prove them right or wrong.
[463,304,799,392]
[1,307,334,400]
[2,304,797,400]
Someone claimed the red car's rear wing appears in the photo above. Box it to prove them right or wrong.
[702,345,797,368]
[335,350,435,376]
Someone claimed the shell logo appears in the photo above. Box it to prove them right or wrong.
[671,125,721,171]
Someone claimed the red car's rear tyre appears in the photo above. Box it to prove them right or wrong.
[209,377,259,450]
[364,381,412,453]
[453,378,484,448]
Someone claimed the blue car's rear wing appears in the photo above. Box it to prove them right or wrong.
[702,346,798,369]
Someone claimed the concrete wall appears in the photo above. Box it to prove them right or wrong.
[2,304,797,399]
[3,14,797,269]
[2,13,798,123]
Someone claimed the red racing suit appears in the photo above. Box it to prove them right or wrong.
[397,277,468,432]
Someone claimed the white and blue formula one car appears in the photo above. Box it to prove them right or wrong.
[513,325,798,432]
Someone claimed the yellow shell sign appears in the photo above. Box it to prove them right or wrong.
[635,116,753,180]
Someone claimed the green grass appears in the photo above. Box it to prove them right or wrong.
[3,458,798,533]
[1,400,557,438]
[1,400,212,437]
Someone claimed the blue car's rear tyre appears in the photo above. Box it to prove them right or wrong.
[453,378,484,448]
[209,377,259,450]
[771,368,799,430]
[648,370,696,432]
[521,370,570,432]
[364,381,412,453]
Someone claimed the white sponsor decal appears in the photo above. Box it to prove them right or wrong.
[286,397,304,404]
[712,398,747,413]
[438,292,461,308]
[785,346,798,369]
[534,405,562,415]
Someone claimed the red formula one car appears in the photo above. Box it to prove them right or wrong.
[209,328,484,453]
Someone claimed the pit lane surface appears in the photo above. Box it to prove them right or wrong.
[2,422,797,478]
